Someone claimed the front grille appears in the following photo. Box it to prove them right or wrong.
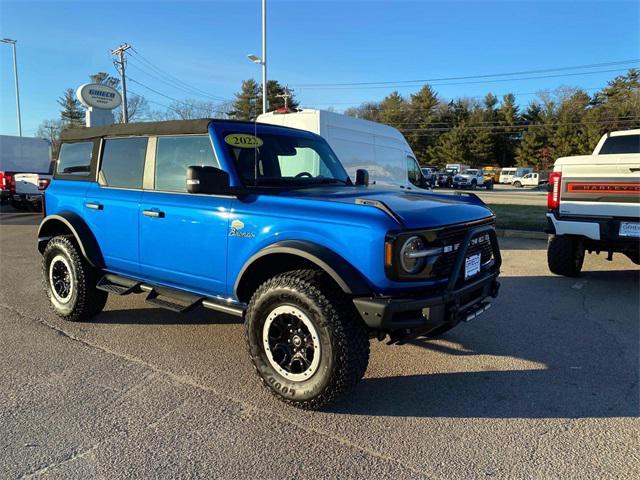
[431,227,495,279]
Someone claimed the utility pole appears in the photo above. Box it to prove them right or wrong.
[111,43,131,123]
[1,38,22,136]
[276,85,290,109]
[261,0,267,114]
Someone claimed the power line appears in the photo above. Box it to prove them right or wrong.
[126,57,231,103]
[128,47,229,102]
[127,77,231,114]
[294,59,640,88]
[296,68,638,91]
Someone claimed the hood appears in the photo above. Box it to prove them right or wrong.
[281,185,493,229]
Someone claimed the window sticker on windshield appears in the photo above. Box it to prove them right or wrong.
[224,133,263,148]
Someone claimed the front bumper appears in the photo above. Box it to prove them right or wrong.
[353,224,501,336]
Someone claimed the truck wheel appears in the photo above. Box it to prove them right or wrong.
[513,181,522,188]
[42,235,108,321]
[547,235,585,277]
[471,180,477,190]
[485,180,494,190]
[245,269,370,410]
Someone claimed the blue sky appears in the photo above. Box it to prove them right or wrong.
[1,0,638,136]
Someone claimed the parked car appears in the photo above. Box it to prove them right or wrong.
[546,129,639,276]
[436,167,460,188]
[12,171,52,210]
[39,119,502,409]
[511,172,549,188]
[258,108,429,190]
[453,169,493,189]
[499,167,533,184]
[421,167,437,187]
[0,135,52,208]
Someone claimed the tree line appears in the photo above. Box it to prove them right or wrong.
[344,69,639,169]
[37,69,638,169]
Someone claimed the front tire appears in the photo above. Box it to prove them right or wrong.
[547,235,585,277]
[245,269,370,410]
[42,235,108,321]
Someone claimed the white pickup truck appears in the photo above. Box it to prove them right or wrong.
[453,168,493,189]
[546,129,640,276]
[512,172,548,188]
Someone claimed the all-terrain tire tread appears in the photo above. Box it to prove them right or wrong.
[245,269,369,410]
[547,234,584,277]
[42,235,108,322]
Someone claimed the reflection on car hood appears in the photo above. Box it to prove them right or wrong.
[282,185,493,229]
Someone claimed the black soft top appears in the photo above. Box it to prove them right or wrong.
[59,118,277,141]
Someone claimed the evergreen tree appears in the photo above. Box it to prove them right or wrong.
[434,125,469,164]
[469,108,493,166]
[58,88,84,128]
[496,93,520,166]
[230,79,261,120]
[230,79,298,120]
[408,85,439,163]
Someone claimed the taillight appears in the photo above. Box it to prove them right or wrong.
[0,172,5,189]
[38,178,51,190]
[547,172,562,210]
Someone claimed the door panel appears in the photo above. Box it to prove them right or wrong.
[84,183,142,275]
[139,191,232,296]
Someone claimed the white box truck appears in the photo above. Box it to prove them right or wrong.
[257,109,428,190]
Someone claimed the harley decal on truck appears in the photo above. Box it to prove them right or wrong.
[567,183,640,194]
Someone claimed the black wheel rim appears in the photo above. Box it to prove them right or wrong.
[262,305,321,381]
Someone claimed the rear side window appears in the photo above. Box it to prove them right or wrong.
[599,135,640,154]
[100,137,148,189]
[57,142,93,176]
[155,135,215,192]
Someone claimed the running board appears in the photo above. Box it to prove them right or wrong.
[97,274,141,295]
[96,273,245,317]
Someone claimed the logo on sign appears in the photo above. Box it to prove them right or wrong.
[76,83,122,110]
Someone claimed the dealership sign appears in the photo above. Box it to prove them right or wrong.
[76,83,122,110]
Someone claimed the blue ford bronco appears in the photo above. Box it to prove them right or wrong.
[39,119,501,409]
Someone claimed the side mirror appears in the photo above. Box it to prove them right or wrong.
[187,166,230,195]
[355,169,369,186]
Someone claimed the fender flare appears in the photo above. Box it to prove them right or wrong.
[234,240,371,299]
[37,213,104,267]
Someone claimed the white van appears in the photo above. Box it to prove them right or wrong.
[499,167,533,184]
[257,109,428,189]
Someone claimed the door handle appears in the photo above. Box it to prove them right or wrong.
[629,167,640,172]
[143,209,165,218]
[85,202,103,210]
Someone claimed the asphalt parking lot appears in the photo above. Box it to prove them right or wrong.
[1,211,638,479]
[435,183,547,206]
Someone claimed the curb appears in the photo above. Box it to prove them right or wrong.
[496,229,548,240]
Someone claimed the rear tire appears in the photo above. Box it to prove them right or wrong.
[42,235,108,321]
[245,269,370,410]
[485,180,494,190]
[471,180,477,190]
[547,235,585,277]
[513,181,522,188]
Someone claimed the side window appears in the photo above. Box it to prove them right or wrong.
[155,135,216,192]
[406,156,422,186]
[100,137,148,189]
[57,142,94,176]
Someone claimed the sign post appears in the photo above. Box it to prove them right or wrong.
[76,83,122,127]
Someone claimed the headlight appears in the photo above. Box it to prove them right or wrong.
[400,236,426,273]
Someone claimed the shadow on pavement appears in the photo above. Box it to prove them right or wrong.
[93,306,242,325]
[331,269,639,419]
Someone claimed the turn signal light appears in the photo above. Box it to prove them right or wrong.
[548,172,562,210]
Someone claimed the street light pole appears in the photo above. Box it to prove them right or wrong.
[1,38,22,136]
[261,0,267,115]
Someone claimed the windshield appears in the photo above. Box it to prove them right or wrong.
[463,169,478,174]
[223,132,350,187]
[445,168,457,174]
